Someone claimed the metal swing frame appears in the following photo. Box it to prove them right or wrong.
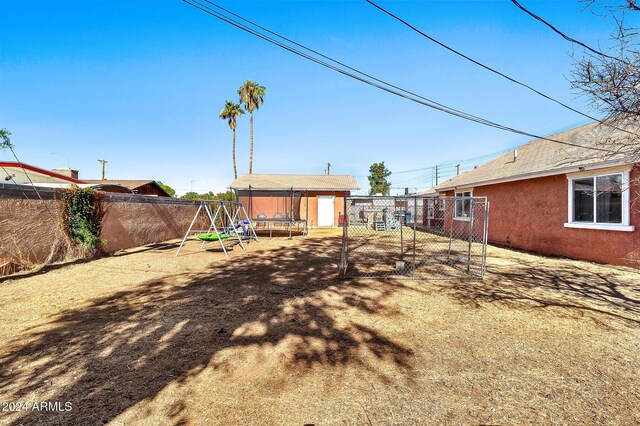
[175,200,259,257]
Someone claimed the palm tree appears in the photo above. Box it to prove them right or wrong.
[237,80,266,174]
[219,100,245,179]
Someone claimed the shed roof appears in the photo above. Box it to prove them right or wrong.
[230,174,360,191]
[434,120,638,191]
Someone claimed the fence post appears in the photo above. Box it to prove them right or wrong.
[413,195,417,276]
[447,198,455,262]
[467,197,474,273]
[399,197,403,262]
[481,200,490,277]
[339,195,348,276]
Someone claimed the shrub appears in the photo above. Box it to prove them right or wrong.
[58,186,106,252]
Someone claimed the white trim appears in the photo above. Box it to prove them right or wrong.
[435,159,633,192]
[453,186,475,193]
[426,198,435,219]
[566,169,632,229]
[565,164,633,179]
[454,190,473,221]
[564,222,635,232]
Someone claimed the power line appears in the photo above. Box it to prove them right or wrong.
[365,0,638,138]
[391,170,433,186]
[389,166,434,175]
[182,0,615,153]
[510,0,624,63]
[390,146,514,188]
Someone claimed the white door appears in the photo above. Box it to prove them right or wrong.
[317,196,335,227]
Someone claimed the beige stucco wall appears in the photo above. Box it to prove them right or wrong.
[100,202,201,252]
[0,198,62,264]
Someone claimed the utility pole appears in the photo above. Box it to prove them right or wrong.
[435,165,439,186]
[97,159,108,180]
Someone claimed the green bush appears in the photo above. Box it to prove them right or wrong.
[58,186,106,251]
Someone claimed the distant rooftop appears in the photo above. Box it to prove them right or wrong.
[230,174,360,191]
[84,179,156,189]
[0,161,84,185]
[84,179,172,197]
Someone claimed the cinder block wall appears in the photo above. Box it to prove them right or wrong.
[0,185,201,265]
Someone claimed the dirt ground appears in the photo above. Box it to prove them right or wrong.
[0,229,639,425]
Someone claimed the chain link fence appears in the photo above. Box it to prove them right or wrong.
[339,195,489,279]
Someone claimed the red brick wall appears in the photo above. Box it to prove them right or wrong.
[444,168,639,268]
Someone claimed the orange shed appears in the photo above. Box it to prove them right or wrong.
[230,174,360,229]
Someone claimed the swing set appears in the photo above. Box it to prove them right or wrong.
[175,200,258,257]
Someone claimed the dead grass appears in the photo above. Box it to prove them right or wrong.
[0,228,638,425]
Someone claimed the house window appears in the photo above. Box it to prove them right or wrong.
[427,199,435,219]
[566,170,634,232]
[454,191,472,220]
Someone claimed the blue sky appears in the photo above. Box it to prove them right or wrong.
[0,0,629,195]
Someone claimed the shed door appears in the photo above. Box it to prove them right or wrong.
[317,196,335,227]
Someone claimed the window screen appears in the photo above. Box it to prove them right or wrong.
[573,178,594,222]
[595,174,622,223]
[455,191,471,218]
[572,174,623,224]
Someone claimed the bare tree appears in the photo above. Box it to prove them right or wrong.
[571,1,640,154]
[570,0,640,203]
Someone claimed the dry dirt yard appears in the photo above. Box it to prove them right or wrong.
[0,229,639,425]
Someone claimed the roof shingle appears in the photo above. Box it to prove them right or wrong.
[435,121,638,191]
[230,174,360,191]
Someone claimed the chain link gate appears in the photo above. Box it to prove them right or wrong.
[339,196,489,279]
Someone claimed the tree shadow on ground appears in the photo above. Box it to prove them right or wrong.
[0,242,181,284]
[0,238,413,425]
[434,251,640,327]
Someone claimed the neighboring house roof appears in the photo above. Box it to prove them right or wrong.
[0,161,84,185]
[230,174,360,191]
[30,182,133,193]
[434,120,639,191]
[0,162,170,196]
[83,179,171,197]
[419,187,438,196]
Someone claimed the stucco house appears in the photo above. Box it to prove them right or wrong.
[230,174,360,228]
[432,121,639,268]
